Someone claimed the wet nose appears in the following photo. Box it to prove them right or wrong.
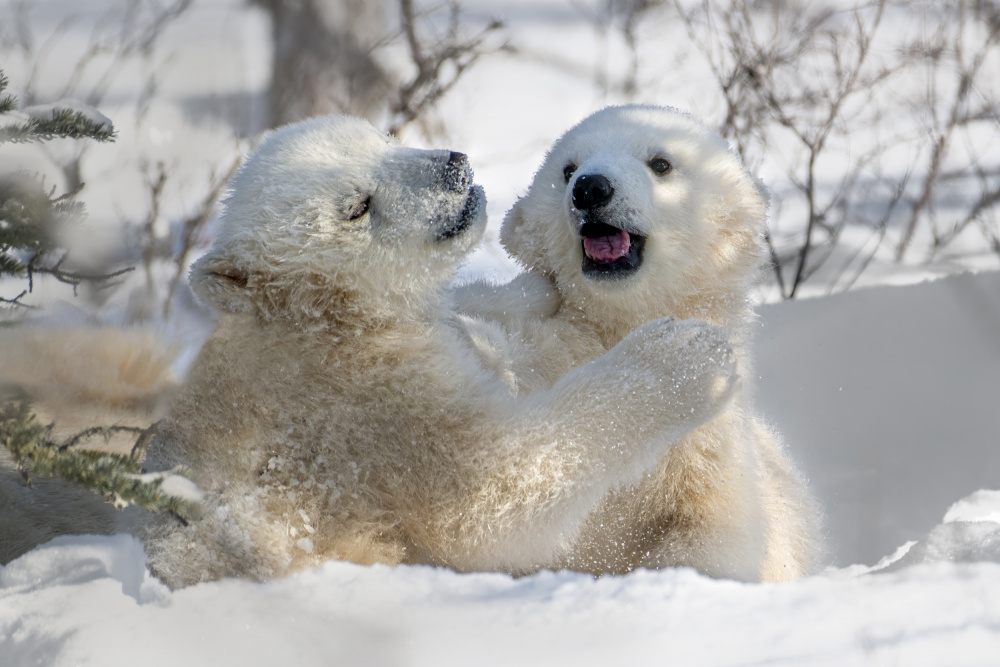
[444,151,471,191]
[572,174,615,210]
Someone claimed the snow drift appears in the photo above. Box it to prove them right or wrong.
[2,488,999,667]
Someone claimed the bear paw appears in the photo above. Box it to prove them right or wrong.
[615,317,739,420]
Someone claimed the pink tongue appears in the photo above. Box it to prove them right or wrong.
[583,229,631,263]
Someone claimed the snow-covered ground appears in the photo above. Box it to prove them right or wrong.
[3,482,1000,666]
[2,0,1000,664]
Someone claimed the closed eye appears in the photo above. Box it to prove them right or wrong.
[563,163,577,184]
[349,196,371,220]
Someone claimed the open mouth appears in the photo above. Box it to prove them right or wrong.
[580,221,645,278]
[436,185,483,240]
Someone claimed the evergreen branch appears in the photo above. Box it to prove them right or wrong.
[0,400,200,521]
[0,68,117,144]
[0,109,117,144]
[0,175,62,261]
[0,66,132,312]
[0,71,16,114]
[0,255,28,277]
[0,119,37,144]
[52,182,86,203]
[1,172,132,304]
[27,108,117,143]
[50,198,87,225]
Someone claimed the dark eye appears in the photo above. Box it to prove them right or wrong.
[349,196,371,220]
[562,163,577,183]
[648,157,672,175]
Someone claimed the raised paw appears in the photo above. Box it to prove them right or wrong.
[615,317,740,421]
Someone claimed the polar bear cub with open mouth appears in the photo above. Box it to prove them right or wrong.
[461,105,821,581]
[139,114,739,588]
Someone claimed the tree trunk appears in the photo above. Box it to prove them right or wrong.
[254,0,393,126]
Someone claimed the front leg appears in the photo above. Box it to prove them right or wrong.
[450,271,561,322]
[531,318,739,468]
[441,317,739,572]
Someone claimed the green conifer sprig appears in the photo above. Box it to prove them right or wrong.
[0,70,117,145]
[0,72,16,114]
[1,108,118,144]
[0,175,102,305]
[0,176,62,273]
[1,68,131,308]
[0,400,201,522]
[0,121,37,144]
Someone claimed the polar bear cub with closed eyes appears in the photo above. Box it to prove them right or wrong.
[458,104,821,581]
[138,114,739,588]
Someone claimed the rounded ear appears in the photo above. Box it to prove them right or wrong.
[703,166,771,280]
[708,163,770,234]
[189,252,255,314]
[499,197,552,275]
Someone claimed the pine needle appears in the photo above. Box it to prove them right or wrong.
[0,399,201,522]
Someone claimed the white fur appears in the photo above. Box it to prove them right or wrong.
[456,105,822,581]
[140,114,740,588]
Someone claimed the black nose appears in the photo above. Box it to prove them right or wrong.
[572,174,614,210]
[443,151,471,191]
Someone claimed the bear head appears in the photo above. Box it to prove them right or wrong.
[191,115,486,325]
[501,105,768,333]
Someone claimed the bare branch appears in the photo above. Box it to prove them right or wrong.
[388,0,505,137]
[163,153,243,317]
[895,0,1000,262]
[57,424,151,453]
[0,290,39,310]
[26,253,135,297]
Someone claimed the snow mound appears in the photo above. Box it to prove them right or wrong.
[4,493,1000,667]
[876,490,1000,573]
[0,534,167,604]
[130,469,204,503]
[944,490,1000,525]
[755,269,1000,566]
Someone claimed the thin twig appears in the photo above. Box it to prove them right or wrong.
[163,153,242,317]
[0,290,39,309]
[26,253,135,296]
[57,424,150,453]
[388,0,504,136]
